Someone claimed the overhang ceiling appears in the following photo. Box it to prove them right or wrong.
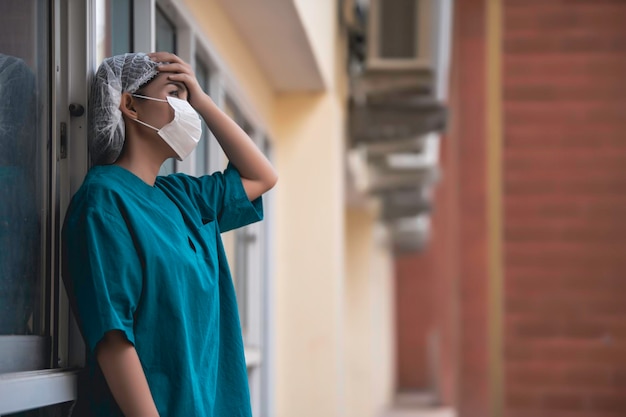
[216,0,326,92]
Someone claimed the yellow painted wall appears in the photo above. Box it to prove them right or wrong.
[345,207,396,417]
[369,230,396,413]
[273,91,346,417]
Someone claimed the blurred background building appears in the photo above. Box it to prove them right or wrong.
[1,0,626,417]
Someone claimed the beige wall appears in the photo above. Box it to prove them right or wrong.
[273,92,346,417]
[345,207,396,417]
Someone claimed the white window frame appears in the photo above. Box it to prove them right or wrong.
[367,0,434,70]
[0,370,79,414]
[152,1,180,175]
[191,55,214,175]
[259,137,276,417]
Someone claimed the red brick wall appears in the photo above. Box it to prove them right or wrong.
[503,1,626,416]
[395,253,436,391]
[454,0,491,415]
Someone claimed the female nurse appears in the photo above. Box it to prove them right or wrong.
[62,52,277,417]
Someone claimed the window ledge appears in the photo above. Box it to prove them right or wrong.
[0,369,78,415]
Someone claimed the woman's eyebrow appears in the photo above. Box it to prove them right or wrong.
[166,81,188,92]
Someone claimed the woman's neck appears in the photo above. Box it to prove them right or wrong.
[114,155,163,186]
[113,127,172,186]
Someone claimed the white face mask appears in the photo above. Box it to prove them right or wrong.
[131,94,203,161]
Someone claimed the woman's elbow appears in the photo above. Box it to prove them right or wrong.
[266,170,278,191]
[259,166,278,194]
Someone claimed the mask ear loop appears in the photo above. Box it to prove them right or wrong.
[132,93,168,102]
[132,117,160,131]
[129,94,168,131]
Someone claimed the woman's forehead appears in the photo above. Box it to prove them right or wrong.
[142,72,187,93]
[144,72,170,88]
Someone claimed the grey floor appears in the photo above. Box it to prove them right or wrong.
[380,392,456,417]
[381,408,456,417]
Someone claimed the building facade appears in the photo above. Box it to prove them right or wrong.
[0,0,454,416]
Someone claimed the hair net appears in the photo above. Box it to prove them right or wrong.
[89,53,160,165]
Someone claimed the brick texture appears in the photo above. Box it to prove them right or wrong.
[395,254,436,390]
[455,0,491,415]
[503,1,626,415]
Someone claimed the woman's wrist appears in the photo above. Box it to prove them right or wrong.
[191,91,215,114]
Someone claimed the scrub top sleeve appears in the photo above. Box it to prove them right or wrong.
[62,207,142,353]
[217,162,264,233]
[183,162,263,233]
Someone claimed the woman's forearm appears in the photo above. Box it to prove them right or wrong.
[195,95,278,199]
[96,330,159,417]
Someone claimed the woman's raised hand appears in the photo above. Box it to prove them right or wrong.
[148,52,208,109]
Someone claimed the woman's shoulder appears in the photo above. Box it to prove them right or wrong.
[77,165,128,196]
[155,171,197,188]
[66,166,138,219]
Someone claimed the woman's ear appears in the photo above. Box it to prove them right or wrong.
[119,92,137,118]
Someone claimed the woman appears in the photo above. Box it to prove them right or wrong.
[62,52,277,417]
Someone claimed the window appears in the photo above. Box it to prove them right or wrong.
[235,227,252,331]
[0,0,49,371]
[96,0,134,64]
[155,5,177,176]
[0,1,79,415]
[155,5,177,55]
[194,57,211,175]
[367,0,433,69]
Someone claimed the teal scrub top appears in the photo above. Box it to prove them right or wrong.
[62,163,263,417]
